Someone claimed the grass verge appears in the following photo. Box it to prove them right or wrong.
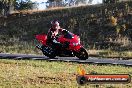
[0,42,132,59]
[88,49,132,59]
[0,59,132,88]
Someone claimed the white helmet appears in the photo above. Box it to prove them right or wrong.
[51,20,59,26]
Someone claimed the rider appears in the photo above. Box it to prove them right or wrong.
[47,20,65,45]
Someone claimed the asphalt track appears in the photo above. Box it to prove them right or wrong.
[0,53,132,66]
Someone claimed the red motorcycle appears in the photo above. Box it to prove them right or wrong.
[35,30,88,60]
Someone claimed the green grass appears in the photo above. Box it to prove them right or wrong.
[88,49,132,59]
[0,59,132,88]
[0,42,42,55]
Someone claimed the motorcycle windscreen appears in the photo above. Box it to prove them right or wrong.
[63,32,73,39]
[35,34,47,45]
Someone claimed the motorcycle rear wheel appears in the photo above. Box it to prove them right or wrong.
[75,47,88,60]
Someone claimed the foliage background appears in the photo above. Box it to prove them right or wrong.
[0,1,132,52]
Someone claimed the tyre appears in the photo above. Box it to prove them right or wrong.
[41,45,56,58]
[75,47,88,60]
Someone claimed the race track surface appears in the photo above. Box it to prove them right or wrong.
[0,53,132,66]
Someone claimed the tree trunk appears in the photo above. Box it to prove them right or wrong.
[0,1,14,17]
[8,2,14,14]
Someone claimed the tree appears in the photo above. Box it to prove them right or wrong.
[0,0,16,16]
[75,0,87,5]
[15,0,35,10]
[103,0,119,3]
[46,0,91,8]
[64,0,93,6]
[0,0,36,16]
[88,0,93,4]
[46,0,64,8]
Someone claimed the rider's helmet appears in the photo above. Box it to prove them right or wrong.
[51,20,60,29]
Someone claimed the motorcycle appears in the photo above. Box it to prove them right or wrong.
[35,30,88,60]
